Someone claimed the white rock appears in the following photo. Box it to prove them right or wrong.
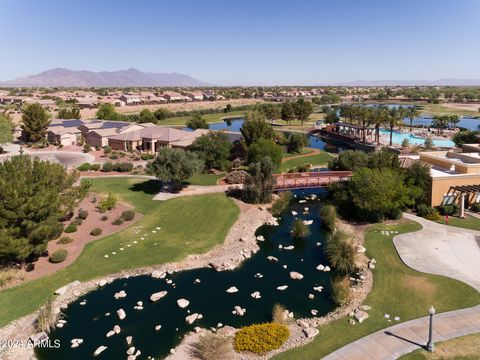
[283,245,294,250]
[303,220,313,225]
[308,294,315,299]
[177,299,190,308]
[194,278,201,284]
[94,346,108,357]
[324,266,331,272]
[278,244,283,249]
[250,291,261,299]
[226,286,238,293]
[283,265,287,269]
[151,270,166,279]
[276,285,288,291]
[316,264,325,271]
[354,310,369,323]
[155,325,162,331]
[127,346,135,355]
[303,327,319,338]
[117,309,126,320]
[299,200,306,203]
[106,330,115,337]
[311,309,318,316]
[289,271,304,280]
[113,325,121,334]
[291,211,298,216]
[233,306,246,316]
[150,291,168,302]
[256,235,265,242]
[185,313,200,324]
[384,314,390,319]
[98,280,107,287]
[114,290,127,299]
[313,286,323,292]
[126,336,132,345]
[316,242,321,246]
[357,245,366,253]
[56,323,64,328]
[267,256,278,262]
[394,316,400,321]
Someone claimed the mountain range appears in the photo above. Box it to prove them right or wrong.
[0,68,211,87]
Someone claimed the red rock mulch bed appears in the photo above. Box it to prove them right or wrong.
[3,193,141,288]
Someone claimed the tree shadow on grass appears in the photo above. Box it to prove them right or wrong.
[129,179,163,195]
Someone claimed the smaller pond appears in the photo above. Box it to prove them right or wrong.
[378,129,455,147]
[36,189,336,360]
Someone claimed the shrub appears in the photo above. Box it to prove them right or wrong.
[291,219,310,238]
[272,304,290,324]
[64,224,77,233]
[36,298,59,333]
[100,215,108,221]
[114,162,133,172]
[325,230,356,274]
[190,333,233,360]
[0,267,20,287]
[49,249,68,263]
[436,204,459,216]
[234,323,290,353]
[470,203,480,212]
[78,208,89,220]
[425,209,441,221]
[90,163,101,171]
[109,153,119,160]
[320,204,337,231]
[70,218,82,226]
[112,217,124,225]
[57,236,73,245]
[387,207,403,220]
[102,162,114,172]
[83,144,91,153]
[401,138,410,148]
[331,275,351,306]
[98,193,117,213]
[271,191,293,216]
[140,153,155,160]
[121,210,135,221]
[103,146,112,155]
[90,227,102,236]
[76,163,91,171]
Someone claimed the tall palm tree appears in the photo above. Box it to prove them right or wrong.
[369,106,388,145]
[448,115,460,129]
[405,106,420,132]
[432,115,448,135]
[385,108,403,146]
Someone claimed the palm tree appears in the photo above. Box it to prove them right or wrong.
[405,106,420,132]
[369,106,388,145]
[448,115,460,129]
[385,108,403,146]
[432,115,448,135]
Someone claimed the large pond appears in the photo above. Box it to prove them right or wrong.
[37,190,335,360]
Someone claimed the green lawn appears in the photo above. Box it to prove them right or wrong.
[160,111,246,126]
[419,103,480,118]
[435,214,480,231]
[0,177,239,327]
[399,332,480,360]
[281,148,315,160]
[187,173,224,186]
[278,151,333,173]
[273,221,480,360]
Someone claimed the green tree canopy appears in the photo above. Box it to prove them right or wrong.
[0,114,13,151]
[242,157,276,204]
[286,133,308,153]
[0,155,80,263]
[281,102,295,125]
[150,148,204,191]
[247,138,283,168]
[186,113,209,130]
[293,98,314,125]
[21,103,51,143]
[57,107,80,119]
[452,130,479,147]
[154,108,172,121]
[240,111,275,146]
[191,131,232,170]
[96,103,120,120]
[139,108,157,124]
[328,150,370,171]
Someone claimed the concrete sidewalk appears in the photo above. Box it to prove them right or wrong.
[323,305,480,360]
[324,213,480,359]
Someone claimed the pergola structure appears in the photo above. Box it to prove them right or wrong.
[445,184,480,217]
[330,122,376,142]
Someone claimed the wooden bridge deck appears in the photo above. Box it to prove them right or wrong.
[273,171,352,190]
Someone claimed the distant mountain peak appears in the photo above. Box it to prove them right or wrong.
[0,68,211,87]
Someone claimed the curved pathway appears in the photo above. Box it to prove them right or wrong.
[324,213,480,360]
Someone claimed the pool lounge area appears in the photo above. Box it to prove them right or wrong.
[378,129,455,147]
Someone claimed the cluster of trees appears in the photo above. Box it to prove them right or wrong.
[328,149,430,222]
[312,93,342,105]
[0,112,13,153]
[0,155,85,264]
[431,115,460,134]
[57,106,80,119]
[186,113,209,130]
[280,98,315,125]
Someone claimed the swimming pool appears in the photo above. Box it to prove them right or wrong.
[379,129,455,147]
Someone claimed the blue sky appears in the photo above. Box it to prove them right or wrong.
[0,0,479,85]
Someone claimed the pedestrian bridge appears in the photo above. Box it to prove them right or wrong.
[273,171,352,190]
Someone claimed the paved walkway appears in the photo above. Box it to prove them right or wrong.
[324,213,480,360]
[153,184,242,200]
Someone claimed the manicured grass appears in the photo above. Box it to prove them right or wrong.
[273,221,480,360]
[187,173,225,186]
[160,111,247,126]
[0,177,239,327]
[278,151,333,173]
[419,103,480,118]
[399,332,480,360]
[435,214,480,231]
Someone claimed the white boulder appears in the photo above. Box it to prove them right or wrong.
[150,291,167,302]
[117,309,126,320]
[177,299,190,308]
[226,286,238,293]
[289,271,304,280]
[94,346,108,357]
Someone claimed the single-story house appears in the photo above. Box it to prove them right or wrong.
[119,94,141,105]
[185,91,204,101]
[161,91,185,102]
[47,127,82,146]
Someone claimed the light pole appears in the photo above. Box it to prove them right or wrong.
[426,305,435,352]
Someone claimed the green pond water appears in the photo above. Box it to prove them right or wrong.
[36,190,335,359]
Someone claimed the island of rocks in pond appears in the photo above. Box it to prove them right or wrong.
[36,191,338,360]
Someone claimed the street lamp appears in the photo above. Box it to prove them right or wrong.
[426,305,435,352]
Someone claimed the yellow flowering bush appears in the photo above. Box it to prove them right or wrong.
[234,323,290,353]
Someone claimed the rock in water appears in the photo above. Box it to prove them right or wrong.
[93,346,108,357]
[267,256,278,262]
[177,299,190,308]
[185,313,200,324]
[289,271,304,280]
[117,309,126,320]
[150,291,167,302]
[114,290,127,299]
[276,285,288,291]
[226,286,238,293]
